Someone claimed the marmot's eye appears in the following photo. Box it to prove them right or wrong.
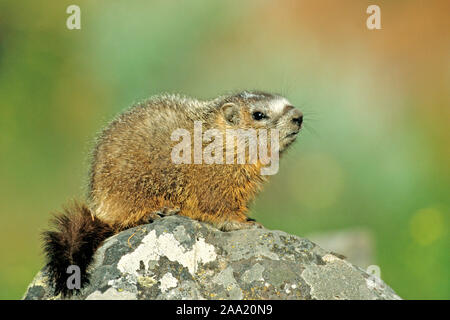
[252,111,266,121]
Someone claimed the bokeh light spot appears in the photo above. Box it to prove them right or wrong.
[410,207,445,246]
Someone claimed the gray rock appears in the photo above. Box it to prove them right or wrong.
[23,215,401,300]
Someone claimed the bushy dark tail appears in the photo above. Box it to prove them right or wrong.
[42,201,115,297]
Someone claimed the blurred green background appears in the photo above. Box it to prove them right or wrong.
[0,0,448,299]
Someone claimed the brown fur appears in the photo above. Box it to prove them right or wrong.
[42,202,114,296]
[89,92,301,231]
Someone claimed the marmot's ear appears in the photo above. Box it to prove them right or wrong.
[221,103,240,125]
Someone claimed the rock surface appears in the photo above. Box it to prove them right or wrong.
[23,215,401,300]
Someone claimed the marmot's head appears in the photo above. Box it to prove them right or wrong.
[215,91,303,152]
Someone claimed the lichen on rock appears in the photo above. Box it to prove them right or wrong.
[23,215,401,300]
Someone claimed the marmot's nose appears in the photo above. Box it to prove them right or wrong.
[291,109,303,128]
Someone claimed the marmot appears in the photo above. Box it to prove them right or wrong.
[43,91,303,296]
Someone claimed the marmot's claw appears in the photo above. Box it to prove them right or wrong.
[141,212,161,224]
[157,207,180,217]
[248,221,264,229]
[141,207,180,224]
[246,217,263,229]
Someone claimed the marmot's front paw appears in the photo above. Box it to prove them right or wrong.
[140,207,180,224]
[156,206,180,217]
[246,217,264,229]
[140,212,161,224]
[246,220,264,229]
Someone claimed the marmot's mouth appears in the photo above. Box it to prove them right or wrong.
[285,130,300,139]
